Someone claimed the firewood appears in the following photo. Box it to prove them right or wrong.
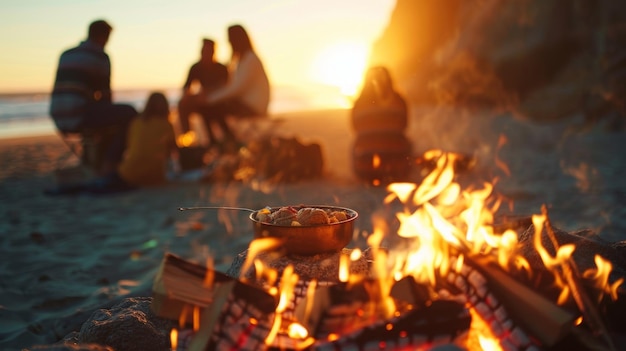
[312,300,470,350]
[151,253,234,324]
[541,205,618,351]
[294,279,381,340]
[470,256,576,347]
[186,280,236,351]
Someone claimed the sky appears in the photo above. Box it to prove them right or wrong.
[0,0,396,97]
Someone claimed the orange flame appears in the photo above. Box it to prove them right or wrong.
[584,255,624,301]
[239,237,283,282]
[339,252,350,282]
[203,256,214,287]
[287,322,309,339]
[236,148,621,349]
[193,306,200,332]
[265,265,300,346]
[170,328,178,351]
[177,131,196,148]
[495,134,511,177]
[372,153,381,169]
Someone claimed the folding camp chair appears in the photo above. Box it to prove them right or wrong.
[56,126,119,172]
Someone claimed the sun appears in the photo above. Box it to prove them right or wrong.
[310,41,369,97]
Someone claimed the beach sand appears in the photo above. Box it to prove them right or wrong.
[0,108,381,349]
[1,107,625,349]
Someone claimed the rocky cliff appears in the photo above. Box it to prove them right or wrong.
[370,0,626,124]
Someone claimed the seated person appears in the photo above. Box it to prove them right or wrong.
[93,92,178,192]
[202,24,271,150]
[351,66,412,184]
[49,19,137,173]
[177,39,228,148]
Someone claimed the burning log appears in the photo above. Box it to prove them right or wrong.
[296,276,471,350]
[150,253,278,350]
[227,248,371,320]
[539,207,618,350]
[311,300,470,351]
[464,256,575,348]
[151,253,236,324]
[295,279,390,340]
[186,279,277,351]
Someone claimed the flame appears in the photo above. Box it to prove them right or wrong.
[239,237,283,282]
[177,305,189,328]
[287,322,309,339]
[266,265,300,346]
[203,257,214,287]
[372,153,381,169]
[193,306,200,332]
[478,334,502,351]
[339,252,350,282]
[380,150,547,347]
[584,255,624,301]
[350,248,362,261]
[495,134,511,177]
[177,131,196,148]
[203,148,621,350]
[170,328,178,351]
[301,279,318,326]
[531,213,579,304]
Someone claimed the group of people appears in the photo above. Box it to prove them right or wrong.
[178,26,270,150]
[48,19,270,193]
[48,18,413,194]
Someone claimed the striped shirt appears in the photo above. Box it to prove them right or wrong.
[50,40,111,132]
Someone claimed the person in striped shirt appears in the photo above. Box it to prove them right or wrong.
[50,19,137,173]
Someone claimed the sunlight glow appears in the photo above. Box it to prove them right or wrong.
[310,41,369,97]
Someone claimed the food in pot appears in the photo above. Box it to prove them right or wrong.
[256,206,352,226]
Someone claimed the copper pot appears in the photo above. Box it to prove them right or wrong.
[249,205,358,255]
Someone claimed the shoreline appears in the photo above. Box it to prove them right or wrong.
[0,108,357,184]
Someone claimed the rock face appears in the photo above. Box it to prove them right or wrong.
[23,297,174,351]
[75,297,174,351]
[370,0,626,123]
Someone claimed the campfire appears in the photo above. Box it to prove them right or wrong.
[155,150,623,351]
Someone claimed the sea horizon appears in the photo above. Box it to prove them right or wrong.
[0,84,354,140]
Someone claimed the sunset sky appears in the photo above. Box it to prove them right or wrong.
[0,0,396,97]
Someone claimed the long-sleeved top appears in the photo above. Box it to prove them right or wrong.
[49,40,112,132]
[208,51,270,115]
[117,117,176,186]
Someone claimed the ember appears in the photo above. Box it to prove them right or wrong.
[157,149,623,351]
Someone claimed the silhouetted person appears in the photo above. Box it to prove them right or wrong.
[351,66,412,184]
[204,24,270,148]
[177,39,228,147]
[50,19,137,173]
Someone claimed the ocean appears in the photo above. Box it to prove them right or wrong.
[0,84,352,139]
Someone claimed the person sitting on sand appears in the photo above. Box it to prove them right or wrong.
[177,38,229,148]
[351,66,412,184]
[49,19,137,173]
[111,92,179,189]
[201,24,271,151]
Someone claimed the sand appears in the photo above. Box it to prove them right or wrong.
[0,108,379,349]
[1,106,625,349]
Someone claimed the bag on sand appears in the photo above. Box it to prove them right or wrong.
[206,136,324,183]
[245,136,324,183]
